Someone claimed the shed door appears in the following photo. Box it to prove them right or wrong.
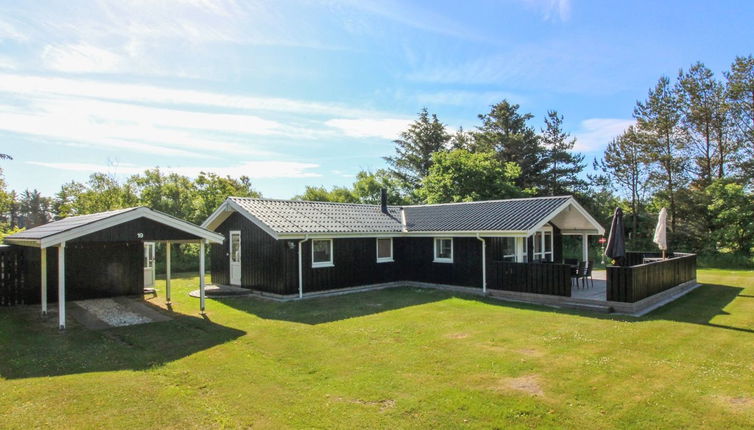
[229,231,242,286]
[144,242,156,288]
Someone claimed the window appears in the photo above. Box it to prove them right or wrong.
[230,232,241,263]
[376,238,393,263]
[532,229,554,262]
[312,239,333,268]
[433,238,453,263]
[502,237,516,262]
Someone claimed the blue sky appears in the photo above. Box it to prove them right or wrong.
[1,0,752,198]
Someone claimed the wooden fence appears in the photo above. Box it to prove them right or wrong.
[606,253,696,302]
[0,246,27,306]
[488,261,571,296]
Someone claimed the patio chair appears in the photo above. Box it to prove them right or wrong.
[571,261,585,288]
[579,260,594,288]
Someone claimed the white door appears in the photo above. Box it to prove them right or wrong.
[144,242,156,288]
[229,231,242,285]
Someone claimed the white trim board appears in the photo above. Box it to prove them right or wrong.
[5,207,223,248]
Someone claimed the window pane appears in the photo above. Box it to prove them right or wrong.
[377,238,392,259]
[230,236,240,263]
[503,237,515,256]
[545,232,552,252]
[436,238,452,259]
[313,240,331,263]
[534,233,542,253]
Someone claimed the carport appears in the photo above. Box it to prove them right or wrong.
[4,207,224,329]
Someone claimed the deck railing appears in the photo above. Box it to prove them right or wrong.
[488,261,571,296]
[606,252,696,302]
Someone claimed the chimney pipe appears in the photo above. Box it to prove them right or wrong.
[380,188,388,213]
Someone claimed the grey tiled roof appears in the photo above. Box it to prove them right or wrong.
[404,196,571,232]
[230,198,403,234]
[6,207,138,240]
[228,196,572,235]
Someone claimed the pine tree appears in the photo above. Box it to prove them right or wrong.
[594,126,649,237]
[634,76,688,231]
[384,108,450,190]
[540,110,586,195]
[677,62,733,185]
[473,100,546,191]
[725,55,754,182]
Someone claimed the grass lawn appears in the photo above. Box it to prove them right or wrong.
[1,269,753,429]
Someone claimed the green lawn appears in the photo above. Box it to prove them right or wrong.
[1,269,753,429]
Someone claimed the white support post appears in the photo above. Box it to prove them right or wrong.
[40,247,47,315]
[165,242,171,305]
[58,242,66,330]
[582,234,589,262]
[199,240,206,314]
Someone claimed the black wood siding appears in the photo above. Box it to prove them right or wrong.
[15,241,143,303]
[300,237,402,293]
[210,212,297,294]
[73,217,200,243]
[396,237,483,288]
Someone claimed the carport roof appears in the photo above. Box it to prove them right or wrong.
[4,207,223,248]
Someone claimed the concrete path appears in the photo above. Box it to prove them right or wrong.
[70,296,172,330]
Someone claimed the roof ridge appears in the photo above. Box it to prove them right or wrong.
[230,196,388,208]
[50,206,140,221]
[404,195,572,208]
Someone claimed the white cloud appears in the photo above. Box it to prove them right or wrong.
[325,118,412,139]
[0,73,387,119]
[573,118,634,153]
[41,44,124,73]
[27,160,322,179]
[521,0,572,21]
[414,90,525,107]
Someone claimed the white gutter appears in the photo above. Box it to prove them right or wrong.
[476,233,487,294]
[297,235,310,298]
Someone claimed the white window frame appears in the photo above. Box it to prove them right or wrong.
[501,237,517,262]
[311,239,334,268]
[433,237,453,263]
[376,238,394,263]
[532,227,554,262]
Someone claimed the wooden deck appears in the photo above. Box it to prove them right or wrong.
[570,270,607,300]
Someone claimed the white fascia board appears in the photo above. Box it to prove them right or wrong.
[201,200,233,230]
[3,238,42,247]
[525,197,605,237]
[276,230,528,240]
[225,199,281,240]
[568,199,606,235]
[40,207,223,247]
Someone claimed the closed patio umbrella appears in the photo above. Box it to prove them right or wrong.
[605,207,626,266]
[653,207,668,259]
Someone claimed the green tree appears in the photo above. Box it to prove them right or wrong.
[384,108,450,190]
[193,172,261,224]
[634,76,688,231]
[707,179,754,256]
[351,170,410,205]
[677,62,734,185]
[295,185,357,203]
[127,169,196,220]
[594,126,649,237]
[417,149,525,204]
[52,173,137,215]
[473,100,546,191]
[725,55,754,181]
[18,189,52,228]
[449,126,474,150]
[539,110,586,195]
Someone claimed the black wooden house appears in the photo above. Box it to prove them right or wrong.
[202,194,605,298]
